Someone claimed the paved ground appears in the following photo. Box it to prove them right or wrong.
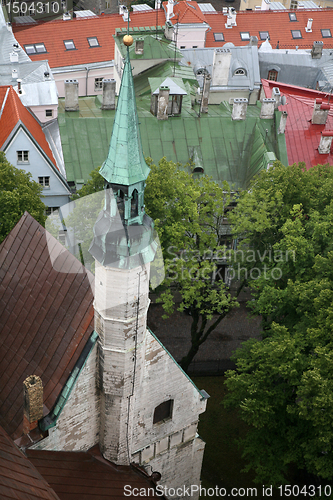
[147,287,262,367]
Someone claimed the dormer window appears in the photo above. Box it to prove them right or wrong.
[234,68,247,76]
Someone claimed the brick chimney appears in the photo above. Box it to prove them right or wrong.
[101,79,116,110]
[232,98,248,120]
[64,79,79,111]
[272,87,281,109]
[278,111,288,134]
[318,131,333,154]
[157,86,169,120]
[312,98,330,125]
[311,41,323,59]
[260,98,275,119]
[23,375,43,434]
[135,38,144,55]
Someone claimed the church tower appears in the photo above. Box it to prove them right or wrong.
[89,37,158,465]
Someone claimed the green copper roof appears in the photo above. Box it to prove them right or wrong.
[114,31,181,61]
[99,48,150,186]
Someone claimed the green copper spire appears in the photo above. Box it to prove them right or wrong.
[99,48,150,185]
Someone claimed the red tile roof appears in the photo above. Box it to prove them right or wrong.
[0,86,57,168]
[26,446,165,500]
[13,11,162,68]
[0,426,60,500]
[163,0,207,24]
[0,212,94,440]
[262,79,333,168]
[204,9,333,49]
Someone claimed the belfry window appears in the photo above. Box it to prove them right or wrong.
[131,189,138,218]
[117,190,124,217]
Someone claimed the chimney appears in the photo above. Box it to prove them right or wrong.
[17,79,22,95]
[155,0,161,8]
[248,36,258,46]
[212,48,232,86]
[261,0,270,11]
[10,51,19,63]
[232,98,248,120]
[157,86,169,120]
[272,87,281,108]
[260,98,275,119]
[305,18,313,32]
[312,98,330,124]
[23,375,43,434]
[225,16,233,28]
[135,38,144,55]
[200,74,211,113]
[64,79,79,111]
[101,79,116,110]
[278,111,288,134]
[318,131,333,154]
[311,41,323,59]
[63,11,71,20]
[167,0,174,21]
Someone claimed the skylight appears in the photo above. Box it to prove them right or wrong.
[24,43,46,54]
[321,29,332,38]
[64,39,76,50]
[259,31,270,40]
[240,32,250,41]
[291,30,302,39]
[289,12,297,21]
[214,33,224,42]
[87,37,99,47]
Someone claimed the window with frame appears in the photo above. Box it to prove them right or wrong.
[87,37,100,47]
[268,69,278,81]
[259,31,269,40]
[291,30,302,39]
[240,32,250,41]
[234,68,247,76]
[45,109,53,117]
[24,43,46,54]
[321,29,332,38]
[94,77,103,90]
[214,33,224,42]
[17,150,29,163]
[64,39,76,50]
[153,400,173,424]
[39,176,50,188]
[290,0,298,8]
[289,12,297,21]
[45,206,59,216]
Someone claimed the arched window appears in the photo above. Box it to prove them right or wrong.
[193,167,204,173]
[117,189,124,218]
[234,68,247,76]
[131,189,138,218]
[153,399,173,424]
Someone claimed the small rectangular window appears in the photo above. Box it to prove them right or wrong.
[39,176,50,188]
[24,44,36,54]
[268,70,278,81]
[94,77,103,90]
[259,31,269,40]
[45,109,53,117]
[87,37,99,47]
[153,400,173,424]
[321,29,332,38]
[192,45,198,48]
[213,33,224,42]
[24,43,46,54]
[289,12,297,21]
[17,151,29,163]
[180,45,186,49]
[240,32,250,41]
[291,30,302,39]
[45,206,59,216]
[64,39,76,50]
[35,43,47,53]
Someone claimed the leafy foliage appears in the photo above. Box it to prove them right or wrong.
[224,162,333,485]
[0,152,46,243]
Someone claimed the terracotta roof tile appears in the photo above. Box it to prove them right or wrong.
[204,9,333,49]
[262,79,333,168]
[163,0,207,24]
[0,213,94,440]
[0,86,57,168]
[26,446,165,500]
[13,12,162,68]
[0,426,60,500]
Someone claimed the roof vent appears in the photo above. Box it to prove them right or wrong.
[135,38,144,55]
[12,68,18,79]
[63,11,71,20]
[311,41,323,59]
[17,79,23,95]
[318,131,333,154]
[10,51,19,63]
[44,71,50,79]
[305,18,313,32]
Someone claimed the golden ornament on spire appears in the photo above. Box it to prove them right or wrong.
[123,35,133,46]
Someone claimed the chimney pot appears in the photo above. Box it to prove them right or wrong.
[260,98,275,119]
[232,98,248,120]
[23,375,43,434]
[311,41,323,59]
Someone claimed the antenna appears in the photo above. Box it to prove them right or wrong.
[173,14,179,77]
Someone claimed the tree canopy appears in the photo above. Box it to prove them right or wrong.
[0,152,46,243]
[224,162,333,486]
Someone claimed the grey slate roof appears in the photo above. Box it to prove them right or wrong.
[0,8,30,65]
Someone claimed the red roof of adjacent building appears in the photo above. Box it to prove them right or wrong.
[13,11,161,68]
[0,425,60,500]
[0,213,94,440]
[0,86,57,168]
[163,0,207,24]
[262,79,333,168]
[204,9,333,49]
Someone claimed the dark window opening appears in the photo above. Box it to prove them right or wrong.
[131,189,138,218]
[117,189,124,218]
[268,70,278,81]
[153,399,173,424]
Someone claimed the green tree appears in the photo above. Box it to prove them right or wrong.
[224,162,333,485]
[0,152,46,243]
[71,166,104,200]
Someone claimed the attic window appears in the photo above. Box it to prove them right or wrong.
[268,69,278,81]
[17,150,29,163]
[289,12,297,21]
[39,176,50,188]
[64,39,76,50]
[88,37,100,47]
[291,30,302,39]
[45,109,53,117]
[153,400,173,424]
[24,43,46,54]
[234,68,247,76]
[259,31,270,40]
[240,32,250,41]
[95,78,104,90]
[321,29,332,38]
[214,33,224,42]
